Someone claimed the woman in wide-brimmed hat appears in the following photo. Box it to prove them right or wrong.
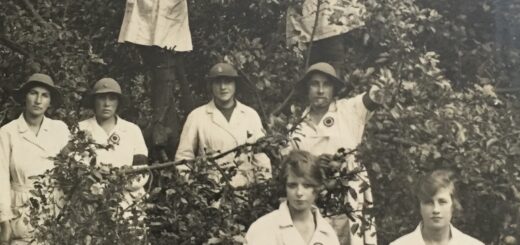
[78,78,148,233]
[79,77,146,168]
[175,62,271,187]
[288,62,381,245]
[0,73,70,244]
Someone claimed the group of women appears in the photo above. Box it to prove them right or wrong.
[0,74,148,244]
[0,62,484,245]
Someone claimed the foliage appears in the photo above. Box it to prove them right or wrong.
[28,124,371,244]
[1,0,519,244]
[29,128,146,244]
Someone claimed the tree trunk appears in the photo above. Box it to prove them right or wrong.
[139,46,194,162]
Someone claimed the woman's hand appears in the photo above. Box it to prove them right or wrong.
[125,173,150,192]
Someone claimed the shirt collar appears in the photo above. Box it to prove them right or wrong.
[302,99,339,117]
[277,201,331,235]
[415,222,462,243]
[206,99,247,114]
[16,113,51,134]
[88,115,127,134]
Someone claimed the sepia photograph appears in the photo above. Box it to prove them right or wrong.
[0,0,519,244]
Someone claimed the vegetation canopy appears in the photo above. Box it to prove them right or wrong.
[1,0,519,244]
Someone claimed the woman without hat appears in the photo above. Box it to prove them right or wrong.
[78,78,149,223]
[245,150,340,245]
[390,170,484,245]
[0,73,70,244]
[175,62,271,187]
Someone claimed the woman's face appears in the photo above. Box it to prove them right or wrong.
[25,86,51,117]
[307,73,335,110]
[286,170,318,213]
[420,187,453,231]
[94,93,119,121]
[211,77,236,104]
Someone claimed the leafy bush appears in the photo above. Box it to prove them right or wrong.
[1,0,519,244]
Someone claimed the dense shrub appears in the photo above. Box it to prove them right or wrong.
[1,0,519,244]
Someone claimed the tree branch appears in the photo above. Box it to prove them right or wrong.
[121,140,266,175]
[0,35,32,57]
[238,69,268,120]
[305,0,322,69]
[496,87,520,94]
[374,134,418,147]
[269,87,295,116]
[20,0,53,29]
[270,0,322,117]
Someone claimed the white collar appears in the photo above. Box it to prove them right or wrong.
[414,222,466,244]
[277,201,332,236]
[206,99,247,114]
[16,113,51,134]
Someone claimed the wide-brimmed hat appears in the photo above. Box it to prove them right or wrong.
[81,78,127,109]
[12,73,62,106]
[298,62,346,89]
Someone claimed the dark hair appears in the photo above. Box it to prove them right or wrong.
[416,169,462,213]
[207,76,242,92]
[296,71,343,101]
[82,92,123,111]
[281,150,323,188]
[20,82,55,106]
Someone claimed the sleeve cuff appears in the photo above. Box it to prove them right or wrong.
[132,154,148,166]
[362,92,380,111]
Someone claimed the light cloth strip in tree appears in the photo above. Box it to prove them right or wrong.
[118,0,193,51]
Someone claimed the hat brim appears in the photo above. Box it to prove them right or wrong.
[296,70,346,99]
[80,92,128,110]
[12,81,62,106]
[206,74,241,81]
[298,70,345,88]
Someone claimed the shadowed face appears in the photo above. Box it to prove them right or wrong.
[211,77,236,104]
[307,73,334,110]
[94,93,119,120]
[25,86,51,117]
[420,187,453,231]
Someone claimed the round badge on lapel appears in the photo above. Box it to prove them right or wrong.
[323,116,334,127]
[108,132,120,145]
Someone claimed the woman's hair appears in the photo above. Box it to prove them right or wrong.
[21,82,53,105]
[280,150,323,188]
[416,169,462,213]
[297,71,342,97]
[206,76,242,95]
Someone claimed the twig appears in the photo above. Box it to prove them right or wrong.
[238,69,268,120]
[496,87,520,94]
[269,87,296,116]
[121,141,261,175]
[305,0,323,69]
[20,0,53,29]
[0,35,32,57]
[488,130,520,148]
[374,134,418,147]
[389,61,404,108]
[207,158,234,190]
[270,0,323,116]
